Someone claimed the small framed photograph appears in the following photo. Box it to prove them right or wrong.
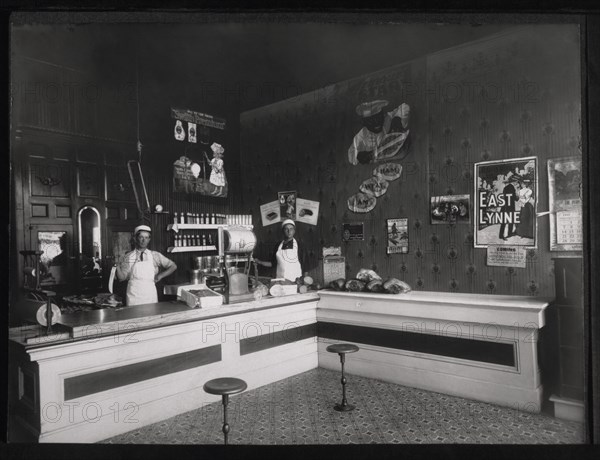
[430,194,471,225]
[342,222,364,241]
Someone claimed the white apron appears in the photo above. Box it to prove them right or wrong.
[126,250,158,306]
[275,239,302,282]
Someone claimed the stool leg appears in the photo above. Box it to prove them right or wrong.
[334,352,355,412]
[222,394,230,445]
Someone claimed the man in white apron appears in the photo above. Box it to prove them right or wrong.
[255,219,306,282]
[115,225,177,306]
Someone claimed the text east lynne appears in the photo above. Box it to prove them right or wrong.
[478,192,521,225]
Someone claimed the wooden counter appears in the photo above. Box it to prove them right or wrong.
[9,293,319,443]
[9,289,551,443]
[317,290,551,413]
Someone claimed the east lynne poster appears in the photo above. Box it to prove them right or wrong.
[474,157,537,248]
[548,156,583,251]
[171,107,228,197]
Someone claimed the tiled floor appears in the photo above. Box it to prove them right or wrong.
[102,368,584,444]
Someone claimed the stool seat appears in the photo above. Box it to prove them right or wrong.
[203,377,248,396]
[327,343,359,354]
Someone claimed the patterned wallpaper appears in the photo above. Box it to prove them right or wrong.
[240,26,582,296]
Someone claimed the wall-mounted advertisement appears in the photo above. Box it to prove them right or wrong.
[548,156,583,251]
[296,198,320,226]
[474,157,537,248]
[386,218,408,254]
[486,246,527,268]
[172,107,228,197]
[347,97,411,165]
[278,191,297,220]
[260,200,281,227]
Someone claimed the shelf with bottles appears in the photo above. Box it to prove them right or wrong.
[167,245,218,253]
[167,223,254,232]
[169,212,253,230]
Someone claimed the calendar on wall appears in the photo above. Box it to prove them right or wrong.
[548,157,583,251]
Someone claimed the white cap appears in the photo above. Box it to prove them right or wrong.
[281,219,296,228]
[134,225,152,235]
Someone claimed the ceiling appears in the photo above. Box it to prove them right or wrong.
[11,19,521,112]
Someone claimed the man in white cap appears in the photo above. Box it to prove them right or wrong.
[254,219,308,282]
[348,99,410,165]
[115,225,177,306]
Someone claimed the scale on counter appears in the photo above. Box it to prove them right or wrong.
[200,226,259,304]
[221,227,259,303]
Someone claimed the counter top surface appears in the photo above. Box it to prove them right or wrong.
[318,289,552,310]
[10,292,319,348]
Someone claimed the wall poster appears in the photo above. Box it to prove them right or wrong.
[171,107,228,197]
[386,218,408,254]
[486,246,527,268]
[296,198,320,226]
[548,156,583,251]
[474,157,537,248]
[260,200,281,227]
[278,191,297,220]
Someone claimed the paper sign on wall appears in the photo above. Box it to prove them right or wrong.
[188,122,197,143]
[486,246,527,268]
[296,198,320,225]
[260,200,281,227]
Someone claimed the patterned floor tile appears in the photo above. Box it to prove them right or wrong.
[101,367,584,445]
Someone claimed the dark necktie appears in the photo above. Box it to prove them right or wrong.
[282,240,293,250]
[140,251,145,261]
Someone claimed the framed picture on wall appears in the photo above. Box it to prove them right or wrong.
[474,156,538,248]
[548,156,583,251]
[386,218,408,254]
[342,222,364,241]
[430,194,470,225]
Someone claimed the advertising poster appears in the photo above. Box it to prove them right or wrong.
[347,99,411,166]
[278,191,297,220]
[430,194,470,225]
[296,198,320,226]
[260,200,281,227]
[486,246,527,268]
[342,223,364,241]
[548,156,583,251]
[386,218,409,254]
[474,156,537,248]
[171,107,228,197]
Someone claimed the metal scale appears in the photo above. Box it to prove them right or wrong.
[220,226,258,304]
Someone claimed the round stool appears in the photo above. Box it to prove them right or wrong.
[203,377,247,445]
[326,343,359,412]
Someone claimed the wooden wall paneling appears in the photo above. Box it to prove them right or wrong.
[28,158,71,198]
[76,163,101,198]
[12,56,136,140]
[105,165,135,203]
[10,136,27,321]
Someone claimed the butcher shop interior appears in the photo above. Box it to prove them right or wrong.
[6,12,597,450]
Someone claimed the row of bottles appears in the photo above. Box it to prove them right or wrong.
[173,232,215,248]
[172,212,253,226]
[174,212,222,225]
